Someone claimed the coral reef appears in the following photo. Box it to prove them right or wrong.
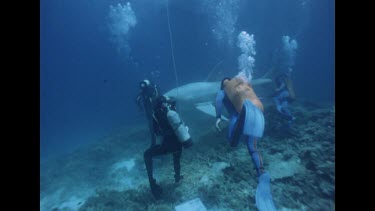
[41,100,335,211]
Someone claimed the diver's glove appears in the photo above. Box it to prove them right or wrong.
[215,118,222,132]
[182,138,193,149]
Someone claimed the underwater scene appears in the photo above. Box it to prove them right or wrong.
[40,0,335,210]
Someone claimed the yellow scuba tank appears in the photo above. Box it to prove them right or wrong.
[283,76,296,101]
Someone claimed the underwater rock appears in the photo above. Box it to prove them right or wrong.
[305,160,316,171]
[319,180,334,199]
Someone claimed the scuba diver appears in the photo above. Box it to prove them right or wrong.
[215,77,239,134]
[215,76,265,176]
[273,70,296,128]
[144,95,193,199]
[215,75,277,211]
[271,36,298,129]
[136,79,160,147]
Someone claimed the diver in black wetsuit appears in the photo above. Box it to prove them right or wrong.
[143,95,193,199]
[136,79,160,147]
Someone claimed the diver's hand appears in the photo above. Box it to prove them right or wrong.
[215,118,222,132]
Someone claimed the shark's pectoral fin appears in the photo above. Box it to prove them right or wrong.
[195,102,229,121]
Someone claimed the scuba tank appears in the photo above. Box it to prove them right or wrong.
[163,99,193,148]
[282,74,296,101]
[154,95,193,148]
[167,110,190,143]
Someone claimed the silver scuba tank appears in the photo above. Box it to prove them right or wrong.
[166,110,191,144]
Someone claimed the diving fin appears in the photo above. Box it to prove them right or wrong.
[256,172,277,211]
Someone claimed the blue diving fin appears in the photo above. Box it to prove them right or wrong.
[256,172,277,211]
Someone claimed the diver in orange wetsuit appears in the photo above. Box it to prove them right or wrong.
[216,75,265,176]
[215,75,277,210]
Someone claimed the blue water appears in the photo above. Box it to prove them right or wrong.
[40,0,334,161]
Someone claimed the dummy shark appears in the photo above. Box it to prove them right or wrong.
[164,77,274,121]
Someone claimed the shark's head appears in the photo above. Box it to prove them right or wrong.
[164,82,220,105]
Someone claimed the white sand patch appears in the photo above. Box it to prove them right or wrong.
[111,158,135,171]
[57,196,84,210]
[267,153,305,180]
[108,175,135,191]
[211,162,230,175]
[279,205,308,211]
[107,158,145,191]
[199,162,229,186]
[40,187,94,211]
[175,198,207,211]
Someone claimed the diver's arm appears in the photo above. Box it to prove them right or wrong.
[136,93,143,111]
[215,90,225,119]
[154,85,160,97]
[275,82,286,92]
[215,90,225,131]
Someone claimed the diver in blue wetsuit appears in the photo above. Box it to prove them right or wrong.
[215,77,238,133]
[215,76,277,210]
[215,76,265,176]
[273,72,295,128]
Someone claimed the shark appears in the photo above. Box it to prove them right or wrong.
[163,77,274,121]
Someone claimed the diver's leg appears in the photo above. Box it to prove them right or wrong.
[145,100,156,147]
[144,145,164,184]
[162,135,183,183]
[275,90,290,113]
[280,100,295,128]
[148,119,157,147]
[281,105,293,121]
[144,145,167,198]
[172,150,183,182]
[227,115,238,141]
[273,95,282,112]
[230,106,246,147]
[246,135,264,177]
[253,136,276,210]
